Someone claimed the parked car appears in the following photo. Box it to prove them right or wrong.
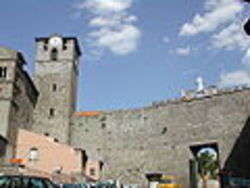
[0,175,59,187]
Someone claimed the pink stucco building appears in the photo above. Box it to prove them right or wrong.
[15,129,87,182]
[10,129,103,183]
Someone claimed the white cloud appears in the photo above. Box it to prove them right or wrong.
[163,37,170,43]
[179,0,243,36]
[218,48,250,86]
[89,14,137,27]
[77,0,140,56]
[242,49,250,65]
[179,0,250,87]
[212,22,250,50]
[218,47,250,86]
[212,22,250,86]
[175,47,191,56]
[219,70,250,87]
[89,25,140,55]
[124,15,137,23]
[77,0,132,14]
[89,17,115,27]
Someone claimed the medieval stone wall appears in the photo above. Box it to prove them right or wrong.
[70,89,250,186]
[11,63,38,131]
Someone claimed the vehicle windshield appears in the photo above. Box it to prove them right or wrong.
[0,176,55,188]
[159,179,174,184]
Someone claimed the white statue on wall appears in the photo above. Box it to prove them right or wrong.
[196,77,204,92]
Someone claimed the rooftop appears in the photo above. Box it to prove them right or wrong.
[74,111,102,117]
[0,46,26,65]
[35,35,82,56]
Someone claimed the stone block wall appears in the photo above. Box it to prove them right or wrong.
[32,67,73,143]
[70,89,250,186]
[11,63,38,131]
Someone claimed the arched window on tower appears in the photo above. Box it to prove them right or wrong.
[50,48,58,61]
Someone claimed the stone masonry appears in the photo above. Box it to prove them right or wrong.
[0,47,38,159]
[70,89,250,185]
[32,35,81,144]
[1,35,250,186]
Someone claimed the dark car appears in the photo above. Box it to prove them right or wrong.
[0,175,59,188]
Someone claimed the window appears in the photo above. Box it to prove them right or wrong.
[29,147,39,161]
[90,168,96,176]
[43,44,48,51]
[161,127,168,134]
[13,102,19,112]
[63,44,67,50]
[50,48,58,61]
[49,108,55,117]
[52,84,57,92]
[0,67,7,78]
[44,132,50,136]
[101,123,106,129]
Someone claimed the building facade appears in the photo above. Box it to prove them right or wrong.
[0,47,38,160]
[15,129,87,181]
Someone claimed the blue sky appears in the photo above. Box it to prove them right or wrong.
[0,0,249,111]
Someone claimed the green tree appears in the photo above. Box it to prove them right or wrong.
[197,151,219,188]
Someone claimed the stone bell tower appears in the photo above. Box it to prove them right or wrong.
[33,34,81,144]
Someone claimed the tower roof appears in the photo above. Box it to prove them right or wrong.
[35,36,82,56]
[0,46,26,65]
